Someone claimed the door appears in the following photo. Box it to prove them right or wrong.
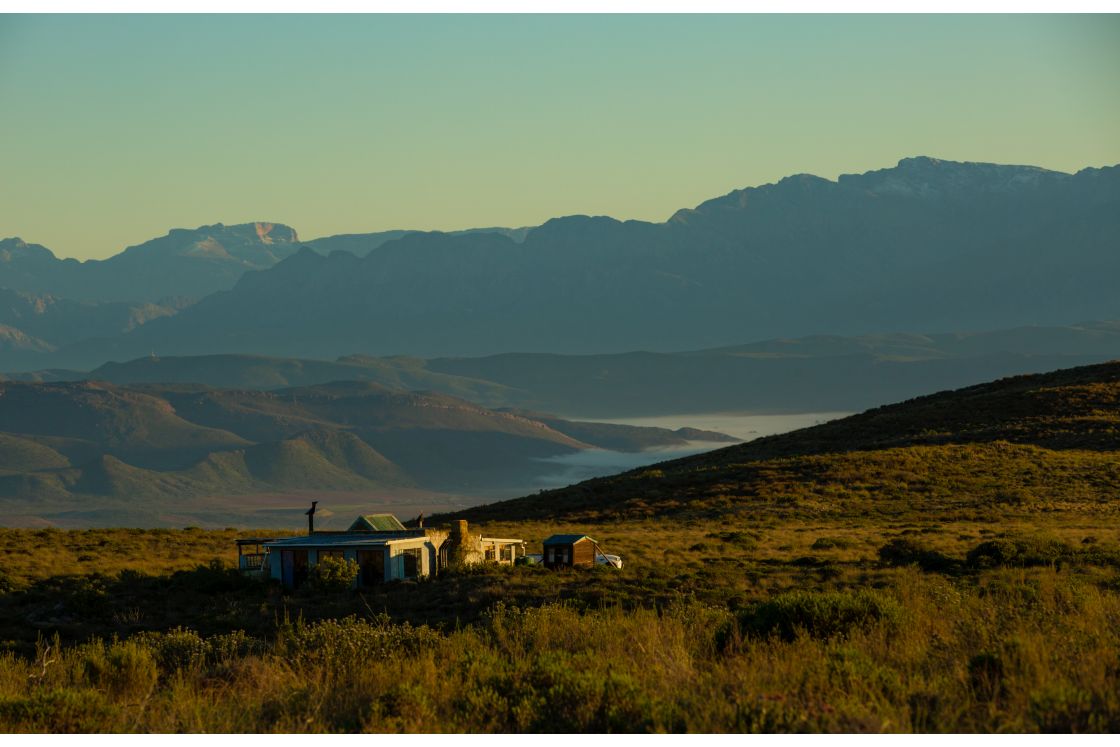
[281,549,309,589]
[358,548,385,586]
[281,550,294,587]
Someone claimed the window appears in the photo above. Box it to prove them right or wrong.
[500,545,513,562]
[402,548,423,578]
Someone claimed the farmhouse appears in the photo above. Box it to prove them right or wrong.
[261,529,441,588]
[237,510,526,589]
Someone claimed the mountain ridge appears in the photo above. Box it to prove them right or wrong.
[33,155,1115,365]
[6,321,1118,418]
[4,156,1118,369]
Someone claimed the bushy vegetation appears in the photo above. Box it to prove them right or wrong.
[966,535,1120,569]
[307,556,360,594]
[0,567,1117,732]
[730,589,902,643]
[0,522,1118,732]
[878,538,957,572]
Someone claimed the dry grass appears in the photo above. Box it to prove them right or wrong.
[0,518,1118,733]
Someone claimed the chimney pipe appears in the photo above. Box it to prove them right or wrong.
[306,500,318,535]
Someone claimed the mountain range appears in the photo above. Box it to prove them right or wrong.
[0,223,301,303]
[7,321,1119,417]
[2,156,1117,371]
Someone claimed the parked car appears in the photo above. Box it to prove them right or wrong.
[596,553,623,569]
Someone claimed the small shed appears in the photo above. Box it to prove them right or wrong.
[542,534,597,569]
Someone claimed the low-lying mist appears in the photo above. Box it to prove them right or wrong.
[534,411,850,489]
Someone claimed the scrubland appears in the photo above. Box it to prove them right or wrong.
[0,363,1117,732]
[0,518,1118,733]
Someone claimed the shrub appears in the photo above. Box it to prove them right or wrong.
[733,589,901,642]
[0,689,117,732]
[82,641,158,699]
[811,537,854,551]
[308,557,360,594]
[967,652,1005,701]
[878,538,957,572]
[0,567,21,594]
[708,531,759,550]
[1029,683,1120,732]
[169,559,252,594]
[966,536,1070,568]
[277,615,441,674]
[133,627,208,672]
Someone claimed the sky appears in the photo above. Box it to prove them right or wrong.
[1,14,1118,260]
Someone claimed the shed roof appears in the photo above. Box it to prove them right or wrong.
[543,534,594,545]
[349,514,407,531]
[262,532,423,549]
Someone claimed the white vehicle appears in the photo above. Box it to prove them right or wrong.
[596,553,623,569]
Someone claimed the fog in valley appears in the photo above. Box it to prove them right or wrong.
[532,411,850,489]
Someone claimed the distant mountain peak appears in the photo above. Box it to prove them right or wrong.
[837,155,1070,197]
[112,222,302,274]
[0,237,57,263]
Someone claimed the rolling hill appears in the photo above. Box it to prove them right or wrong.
[449,360,1120,524]
[0,379,734,526]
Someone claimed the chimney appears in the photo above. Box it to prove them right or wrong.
[455,519,468,540]
[305,500,318,534]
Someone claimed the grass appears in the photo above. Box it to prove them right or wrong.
[0,518,1118,732]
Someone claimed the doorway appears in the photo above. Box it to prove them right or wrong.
[280,549,309,589]
[358,548,386,586]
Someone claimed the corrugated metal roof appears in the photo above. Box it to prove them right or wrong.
[349,514,407,531]
[543,534,594,545]
[262,533,423,549]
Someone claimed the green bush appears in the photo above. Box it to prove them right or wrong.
[811,537,854,550]
[0,567,21,594]
[133,627,208,672]
[733,590,902,642]
[277,615,441,674]
[1029,683,1120,732]
[708,531,759,550]
[0,689,117,732]
[878,538,957,572]
[308,556,359,594]
[966,536,1071,568]
[82,641,158,698]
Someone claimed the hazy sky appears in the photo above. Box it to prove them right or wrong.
[2,14,1118,259]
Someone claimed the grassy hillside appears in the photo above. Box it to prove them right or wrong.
[450,361,1120,523]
